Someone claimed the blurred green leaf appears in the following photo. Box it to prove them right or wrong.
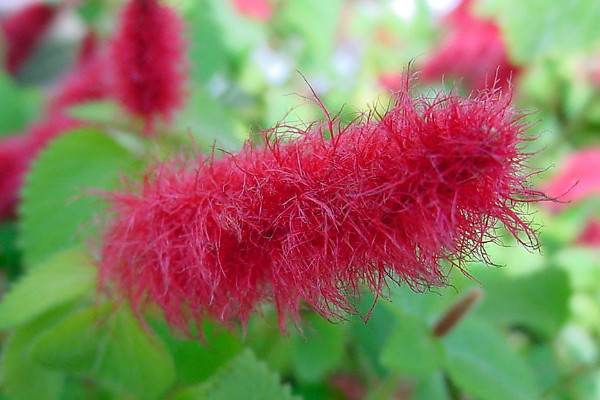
[19,128,139,268]
[553,247,600,292]
[0,309,67,400]
[185,0,229,84]
[171,350,300,400]
[380,312,444,376]
[413,372,451,400]
[490,0,600,62]
[152,319,244,384]
[291,314,347,383]
[443,318,540,400]
[32,304,176,400]
[0,247,95,329]
[474,267,570,337]
[66,101,122,125]
[0,71,28,135]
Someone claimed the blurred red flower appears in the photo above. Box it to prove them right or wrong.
[577,218,600,247]
[232,0,273,21]
[109,0,187,133]
[100,84,541,333]
[542,148,600,211]
[1,2,57,75]
[421,0,518,91]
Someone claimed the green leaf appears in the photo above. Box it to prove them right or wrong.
[19,128,139,268]
[413,372,451,400]
[443,318,539,400]
[291,314,347,383]
[474,267,570,337]
[66,101,122,125]
[553,247,600,292]
[0,247,95,329]
[185,0,229,84]
[0,309,67,400]
[32,304,176,400]
[152,319,244,384]
[489,0,600,62]
[0,71,28,135]
[380,313,444,376]
[172,350,300,400]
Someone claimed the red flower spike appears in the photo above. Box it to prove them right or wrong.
[1,2,57,75]
[109,0,187,133]
[542,148,600,211]
[421,0,518,91]
[577,218,600,247]
[100,85,542,333]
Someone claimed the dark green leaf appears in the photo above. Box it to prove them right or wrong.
[32,304,176,400]
[0,247,95,329]
[19,128,139,268]
[443,318,539,400]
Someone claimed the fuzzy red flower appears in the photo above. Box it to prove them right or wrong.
[421,0,518,91]
[99,85,541,333]
[1,2,57,75]
[577,218,600,247]
[109,0,187,132]
[232,0,273,22]
[542,148,600,211]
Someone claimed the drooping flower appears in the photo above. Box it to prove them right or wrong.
[48,31,109,113]
[99,84,542,333]
[232,0,273,22]
[542,148,600,211]
[421,0,518,91]
[1,2,57,75]
[109,0,187,133]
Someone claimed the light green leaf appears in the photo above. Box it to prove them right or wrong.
[443,318,539,400]
[172,350,300,400]
[380,313,444,376]
[0,71,28,135]
[0,247,95,329]
[291,314,347,383]
[19,128,139,268]
[474,267,570,337]
[32,304,176,400]
[66,101,122,125]
[489,0,600,62]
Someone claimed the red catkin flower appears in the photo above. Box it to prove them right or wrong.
[99,85,541,333]
[109,0,187,133]
[421,0,518,91]
[1,2,57,75]
[541,147,600,212]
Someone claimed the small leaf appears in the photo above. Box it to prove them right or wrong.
[32,304,176,400]
[443,318,540,400]
[413,372,451,400]
[0,71,29,135]
[172,350,300,400]
[66,101,122,125]
[19,128,139,268]
[380,313,444,376]
[0,247,95,329]
[291,314,347,383]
